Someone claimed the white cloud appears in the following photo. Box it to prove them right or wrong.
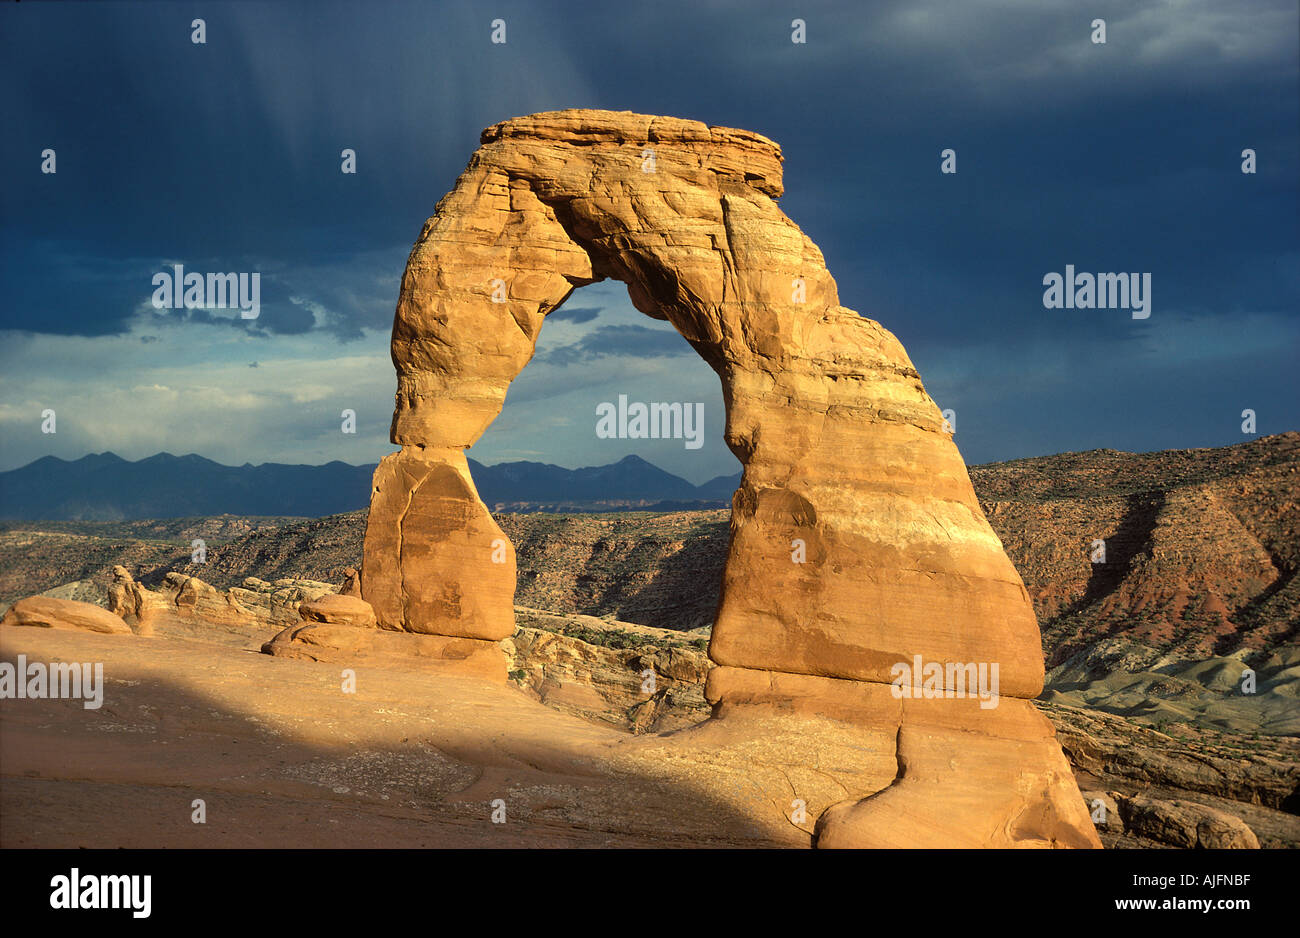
[0,276,741,482]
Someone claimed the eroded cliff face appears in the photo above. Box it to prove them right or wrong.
[351,108,1098,847]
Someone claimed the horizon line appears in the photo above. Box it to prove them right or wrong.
[3,431,1293,477]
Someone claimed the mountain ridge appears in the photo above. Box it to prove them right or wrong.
[4,434,1295,523]
[0,449,742,520]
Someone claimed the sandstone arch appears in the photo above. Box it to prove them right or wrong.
[355,110,1099,848]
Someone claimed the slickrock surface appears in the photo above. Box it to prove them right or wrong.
[4,565,1292,846]
[1,626,886,848]
[347,109,1097,847]
[262,624,507,682]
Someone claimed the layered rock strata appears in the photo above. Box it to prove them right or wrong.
[108,566,335,632]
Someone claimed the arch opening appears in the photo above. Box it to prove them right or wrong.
[466,279,737,643]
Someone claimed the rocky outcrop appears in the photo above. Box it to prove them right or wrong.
[337,108,1098,847]
[1079,790,1261,848]
[1047,701,1299,812]
[339,567,362,598]
[106,566,340,633]
[1080,790,1124,834]
[226,576,336,626]
[107,564,157,626]
[1077,789,1264,848]
[1118,795,1260,849]
[0,596,131,635]
[258,581,504,678]
[504,616,712,734]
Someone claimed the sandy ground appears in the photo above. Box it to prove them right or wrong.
[1,624,885,848]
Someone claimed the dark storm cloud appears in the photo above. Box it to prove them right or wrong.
[0,0,584,339]
[0,0,1295,467]
[546,306,602,324]
[540,324,694,366]
[0,243,157,336]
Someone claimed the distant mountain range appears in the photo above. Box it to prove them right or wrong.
[0,452,741,521]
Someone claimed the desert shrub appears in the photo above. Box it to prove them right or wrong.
[560,624,649,650]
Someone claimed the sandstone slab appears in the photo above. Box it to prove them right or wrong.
[262,624,505,682]
[298,594,377,628]
[710,665,1100,848]
[1,596,131,635]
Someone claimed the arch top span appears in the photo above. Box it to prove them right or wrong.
[478,109,786,198]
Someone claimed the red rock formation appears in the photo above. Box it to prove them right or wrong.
[341,109,1098,847]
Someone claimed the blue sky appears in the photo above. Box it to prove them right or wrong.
[2,0,1296,483]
